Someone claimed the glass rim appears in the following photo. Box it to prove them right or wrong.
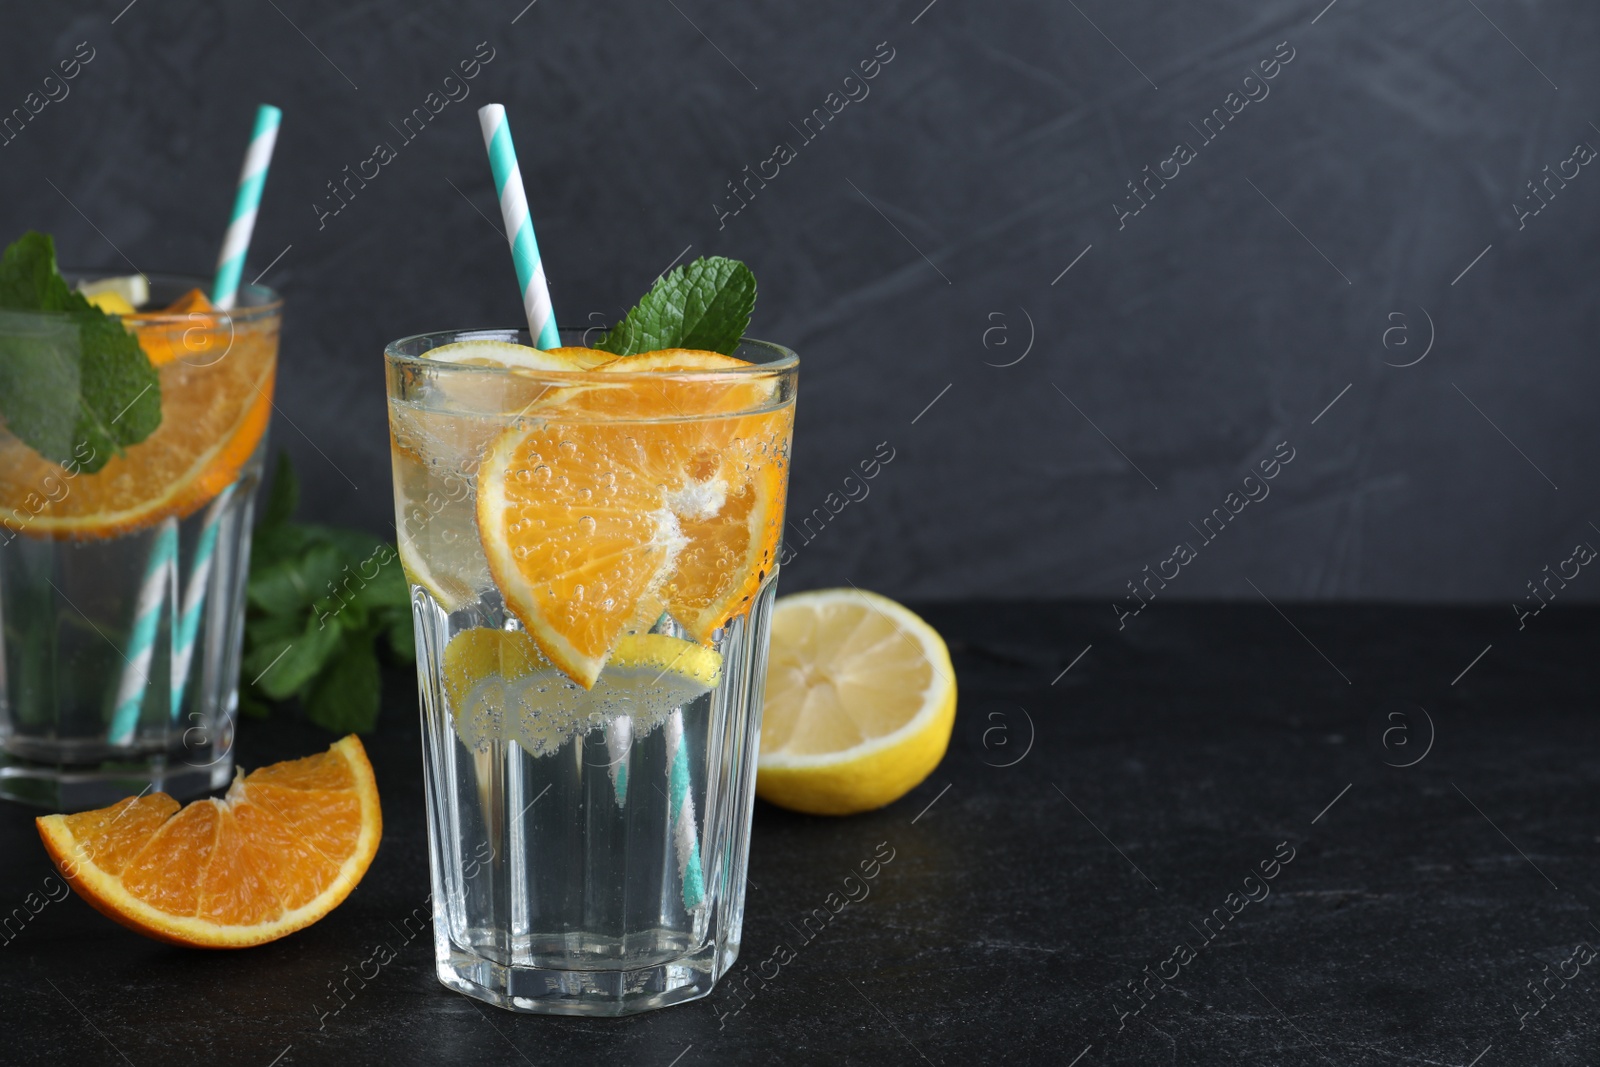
[63,270,283,325]
[384,327,798,379]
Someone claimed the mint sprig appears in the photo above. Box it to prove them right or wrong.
[240,453,414,733]
[596,255,756,356]
[0,231,160,472]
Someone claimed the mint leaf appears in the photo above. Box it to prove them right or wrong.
[349,557,408,612]
[312,524,389,563]
[0,232,76,311]
[0,311,83,462]
[248,542,346,618]
[246,614,344,701]
[74,305,161,460]
[245,610,302,649]
[239,452,415,733]
[0,231,160,472]
[596,256,756,357]
[305,634,381,734]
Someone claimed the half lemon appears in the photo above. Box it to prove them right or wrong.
[757,588,957,815]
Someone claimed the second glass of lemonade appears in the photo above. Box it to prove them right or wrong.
[0,276,278,808]
[386,329,797,1015]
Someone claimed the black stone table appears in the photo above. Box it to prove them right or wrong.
[3,603,1597,1066]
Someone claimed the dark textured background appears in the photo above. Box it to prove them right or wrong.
[2,0,1597,612]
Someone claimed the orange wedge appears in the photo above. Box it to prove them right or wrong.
[478,350,793,688]
[0,312,276,539]
[35,736,381,949]
[158,288,215,315]
[536,349,777,418]
[127,288,226,366]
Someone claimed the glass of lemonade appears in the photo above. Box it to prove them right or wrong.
[0,275,279,808]
[386,327,797,1015]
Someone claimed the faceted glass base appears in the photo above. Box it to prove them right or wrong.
[0,749,233,810]
[435,938,737,1016]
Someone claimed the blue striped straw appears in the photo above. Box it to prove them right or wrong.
[476,104,560,349]
[109,521,178,744]
[169,484,236,720]
[665,711,706,910]
[212,104,282,310]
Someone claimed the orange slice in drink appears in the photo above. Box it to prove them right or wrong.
[0,313,275,539]
[158,288,215,315]
[126,288,227,366]
[532,348,778,420]
[35,736,381,949]
[478,350,792,688]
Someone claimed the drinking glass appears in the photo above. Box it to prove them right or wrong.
[0,275,279,809]
[386,328,796,1015]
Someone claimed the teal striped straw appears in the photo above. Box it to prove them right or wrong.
[473,102,701,907]
[109,521,178,744]
[169,485,235,720]
[666,711,706,909]
[159,106,278,730]
[212,104,282,310]
[476,104,560,349]
[109,106,279,749]
[177,106,281,709]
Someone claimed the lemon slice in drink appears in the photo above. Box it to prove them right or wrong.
[76,273,149,310]
[82,290,138,315]
[390,341,617,612]
[390,443,491,615]
[756,589,957,815]
[424,339,614,370]
[443,628,722,756]
[395,530,483,614]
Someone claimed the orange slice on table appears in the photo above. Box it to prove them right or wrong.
[35,736,381,949]
[478,350,793,688]
[0,313,275,539]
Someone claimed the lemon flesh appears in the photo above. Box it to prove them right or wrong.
[443,628,721,756]
[83,290,137,315]
[757,588,957,816]
[424,339,613,370]
[390,342,617,613]
[77,273,149,311]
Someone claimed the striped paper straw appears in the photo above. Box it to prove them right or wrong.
[476,104,560,349]
[169,484,236,720]
[606,715,632,808]
[109,521,178,744]
[212,104,282,310]
[665,711,706,910]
